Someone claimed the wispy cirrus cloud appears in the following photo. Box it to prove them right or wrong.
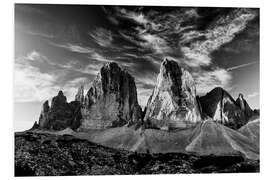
[193,68,233,95]
[50,43,94,54]
[88,27,113,47]
[14,63,58,102]
[14,51,96,102]
[181,9,256,67]
[247,91,259,99]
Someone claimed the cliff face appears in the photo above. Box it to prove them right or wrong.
[143,58,201,130]
[35,61,257,131]
[199,87,247,129]
[38,91,82,130]
[79,62,142,129]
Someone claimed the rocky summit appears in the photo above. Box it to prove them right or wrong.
[143,58,201,130]
[38,91,82,130]
[236,93,255,118]
[79,62,142,130]
[199,87,247,129]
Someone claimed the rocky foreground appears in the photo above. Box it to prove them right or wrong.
[15,131,259,176]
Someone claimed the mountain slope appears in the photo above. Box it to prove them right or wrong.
[52,121,259,160]
[185,120,259,159]
[239,119,260,148]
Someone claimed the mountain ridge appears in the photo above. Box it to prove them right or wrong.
[35,59,258,131]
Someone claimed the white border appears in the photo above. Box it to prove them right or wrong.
[1,0,269,180]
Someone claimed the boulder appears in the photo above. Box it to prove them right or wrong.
[143,58,201,130]
[79,62,142,129]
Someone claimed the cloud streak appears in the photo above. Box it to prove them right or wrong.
[89,27,113,48]
[247,92,259,99]
[227,61,258,71]
[193,68,233,95]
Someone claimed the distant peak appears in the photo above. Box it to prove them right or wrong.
[238,93,244,98]
[58,90,64,96]
[161,58,178,67]
[160,58,182,76]
[212,87,225,92]
[104,61,120,69]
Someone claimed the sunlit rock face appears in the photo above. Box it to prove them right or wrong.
[38,91,82,130]
[199,87,247,129]
[79,62,142,130]
[143,58,202,130]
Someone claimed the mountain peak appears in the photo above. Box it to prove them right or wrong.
[161,58,178,66]
[80,62,142,129]
[144,58,201,130]
[102,61,123,74]
[57,90,64,97]
[104,61,120,68]
[160,58,181,74]
[236,93,254,118]
[51,90,67,109]
[38,91,82,130]
[199,88,248,129]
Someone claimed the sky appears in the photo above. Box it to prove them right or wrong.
[14,4,259,131]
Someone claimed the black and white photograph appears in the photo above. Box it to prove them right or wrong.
[13,3,260,176]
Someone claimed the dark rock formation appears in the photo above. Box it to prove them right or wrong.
[199,87,247,129]
[80,62,142,129]
[38,91,82,130]
[143,58,201,130]
[236,93,254,118]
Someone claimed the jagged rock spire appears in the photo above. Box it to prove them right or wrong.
[199,87,248,129]
[236,93,254,118]
[38,91,82,130]
[143,58,201,130]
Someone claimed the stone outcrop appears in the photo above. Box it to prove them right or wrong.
[143,58,201,130]
[38,91,82,130]
[79,62,142,129]
[199,87,247,129]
